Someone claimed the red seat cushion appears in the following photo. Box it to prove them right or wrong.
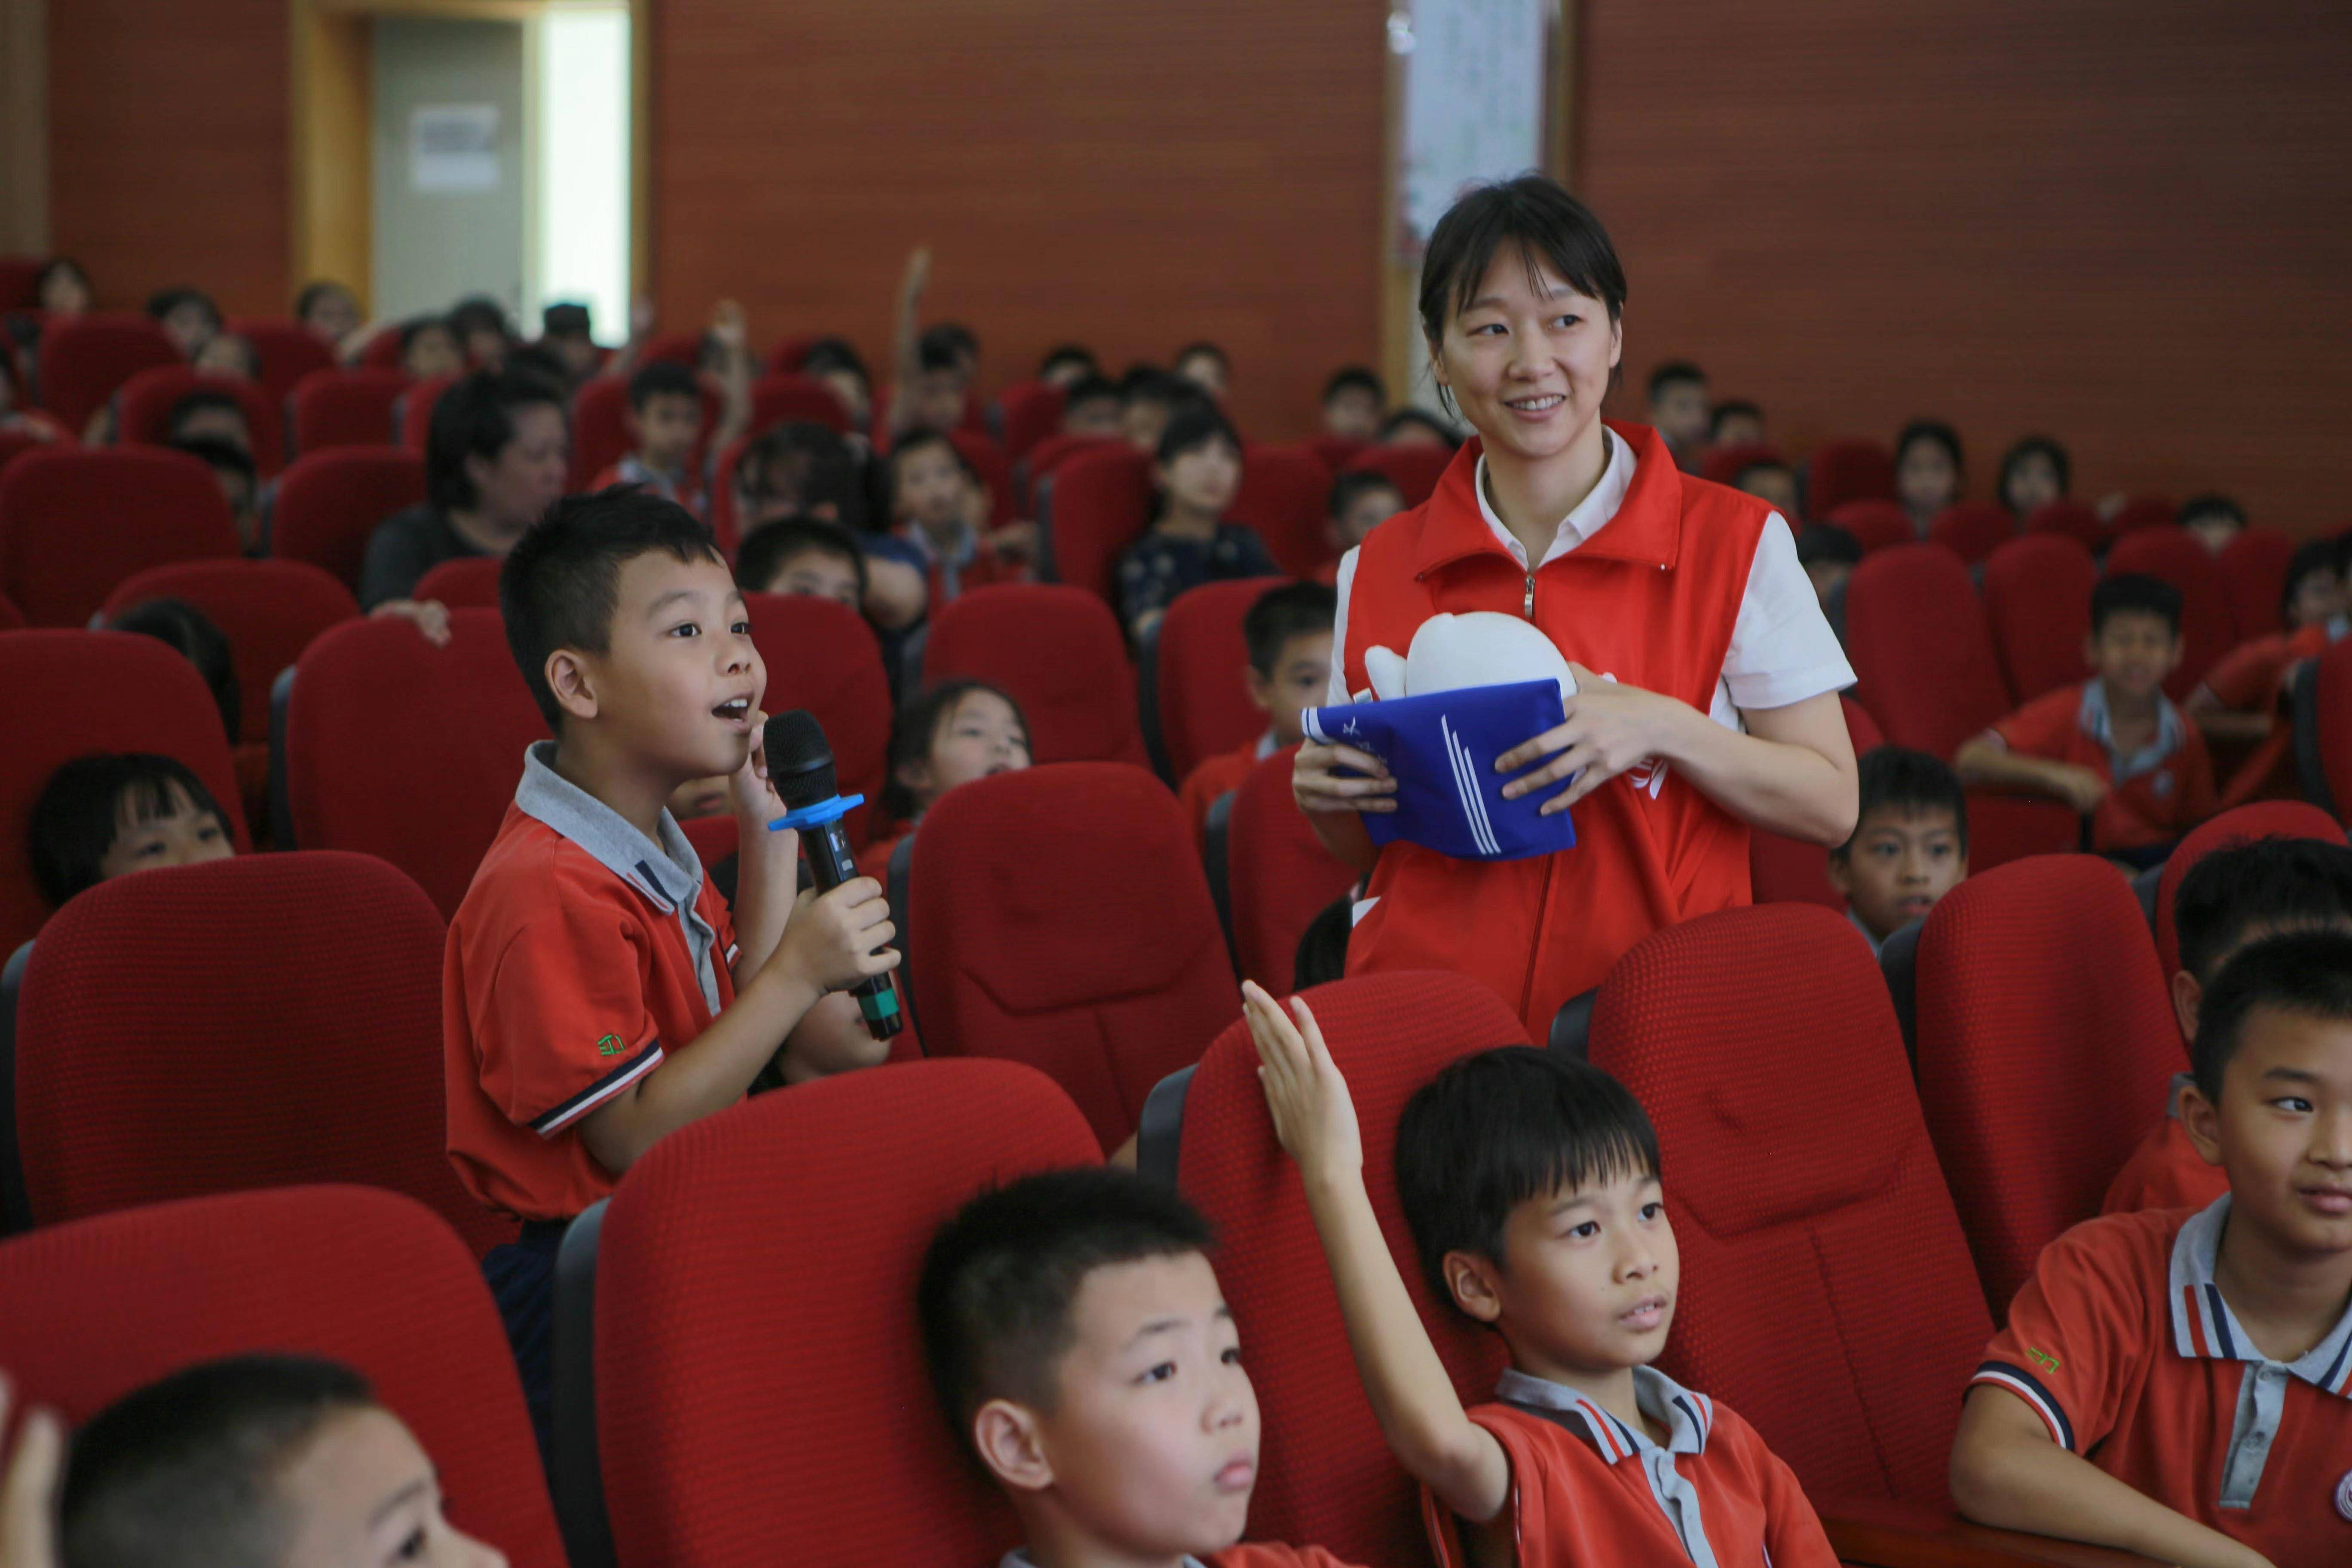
[2219,526,2298,642]
[742,591,894,849]
[269,447,428,592]
[1805,438,1899,516]
[1926,500,2015,566]
[1230,444,1338,578]
[113,363,284,475]
[0,446,239,626]
[1155,574,1286,782]
[2154,800,2345,978]
[1226,744,1357,989]
[924,584,1147,766]
[33,311,178,432]
[2021,499,2106,553]
[1844,543,2009,759]
[287,367,409,454]
[2103,525,2238,698]
[1981,533,2097,703]
[99,558,360,745]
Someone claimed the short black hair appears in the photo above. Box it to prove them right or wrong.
[447,296,511,343]
[1243,580,1336,677]
[541,302,591,338]
[1395,1047,1660,1311]
[1328,469,1404,521]
[1322,365,1385,405]
[1834,746,1968,862]
[627,359,702,412]
[143,287,220,330]
[295,281,353,321]
[735,517,868,600]
[1381,408,1461,447]
[165,389,248,442]
[1733,459,1795,491]
[1038,343,1097,379]
[1896,420,1964,474]
[1122,368,1197,413]
[885,426,977,518]
[918,1167,1213,1458]
[2174,838,2352,983]
[61,1355,375,1568]
[2089,573,2183,638]
[1061,373,1119,411]
[799,337,869,380]
[1292,895,1354,991]
[737,420,867,532]
[1154,403,1240,469]
[499,486,725,729]
[1420,176,1627,355]
[28,753,229,908]
[169,436,257,499]
[1795,522,1863,570]
[882,679,1030,820]
[426,368,566,513]
[1174,341,1229,373]
[2177,494,2246,534]
[397,316,456,355]
[2191,931,2352,1104]
[1999,436,2070,510]
[1647,361,1705,401]
[2284,538,2340,624]
[107,597,239,743]
[923,322,980,364]
[1709,399,1761,438]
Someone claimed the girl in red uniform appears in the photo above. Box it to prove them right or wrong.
[1294,177,1858,1037]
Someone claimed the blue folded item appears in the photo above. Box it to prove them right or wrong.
[1302,679,1577,862]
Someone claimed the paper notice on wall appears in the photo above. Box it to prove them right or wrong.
[410,104,501,193]
[1397,0,1550,256]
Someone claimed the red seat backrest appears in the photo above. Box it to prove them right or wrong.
[1824,498,1914,555]
[1844,543,2010,759]
[1746,698,1884,909]
[1155,574,1286,781]
[568,372,721,493]
[359,328,409,371]
[1589,904,1989,1506]
[1926,500,2015,566]
[0,446,239,627]
[1044,444,1153,604]
[1230,444,1337,578]
[0,589,18,630]
[1805,438,1899,516]
[1174,970,1523,1565]
[947,426,1015,529]
[2315,639,2352,820]
[270,447,428,592]
[2154,800,2345,979]
[2021,499,2105,553]
[15,852,513,1254]
[994,379,1066,462]
[287,366,407,454]
[1981,533,2097,702]
[746,372,851,435]
[924,584,1147,766]
[2219,526,2298,642]
[227,318,338,410]
[0,629,251,954]
[1698,441,1785,490]
[639,330,703,369]
[0,257,40,309]
[0,428,55,486]
[412,554,505,609]
[1912,855,2180,1316]
[2102,525,2236,698]
[1344,442,1453,508]
[396,373,459,452]
[33,311,178,432]
[594,1060,1093,1568]
[1019,431,1118,510]
[909,763,1237,1148]
[114,364,284,475]
[706,432,754,553]
[1226,745,1357,989]
[99,558,359,745]
[0,1187,563,1568]
[1308,435,1368,472]
[284,609,548,916]
[2107,495,2174,537]
[743,592,893,849]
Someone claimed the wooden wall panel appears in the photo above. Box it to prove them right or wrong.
[652,0,1386,443]
[1575,0,2352,533]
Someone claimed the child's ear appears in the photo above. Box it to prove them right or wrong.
[1823,853,1853,899]
[545,649,600,724]
[1244,666,1275,714]
[2178,1080,2225,1168]
[895,757,935,801]
[1443,1251,1505,1326]
[971,1399,1055,1494]
[2171,970,2203,1045]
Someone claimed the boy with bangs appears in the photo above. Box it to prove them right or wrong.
[1242,983,1835,1566]
[1176,582,1336,849]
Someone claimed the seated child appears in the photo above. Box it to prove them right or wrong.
[882,426,1021,604]
[735,517,869,612]
[1826,746,1968,955]
[1326,471,1405,563]
[1379,408,1459,448]
[1320,367,1386,445]
[1951,932,2352,1567]
[445,488,899,1439]
[1038,343,1101,388]
[1794,523,1862,614]
[1121,368,1202,453]
[29,753,235,909]
[1895,420,1964,533]
[2103,836,2352,1215]
[860,678,1033,878]
[2177,494,2246,557]
[35,257,92,319]
[399,317,465,382]
[1116,407,1276,642]
[297,279,364,346]
[1998,435,2068,518]
[1177,582,1337,848]
[733,420,868,536]
[592,361,707,513]
[1060,373,1125,440]
[1709,398,1764,449]
[888,325,971,440]
[1175,340,1231,400]
[1732,458,1800,522]
[918,1166,1363,1568]
[146,287,222,361]
[194,331,259,381]
[1243,988,1837,1566]
[2187,539,2347,797]
[165,389,253,456]
[1646,361,1710,470]
[170,435,261,553]
[538,300,602,384]
[448,297,512,369]
[799,337,875,430]
[1957,574,2214,858]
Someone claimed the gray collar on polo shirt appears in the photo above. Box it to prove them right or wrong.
[1498,1363,1722,1567]
[2076,680,2185,785]
[513,741,723,1013]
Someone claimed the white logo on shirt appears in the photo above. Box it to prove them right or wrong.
[2335,1467,2352,1522]
[1596,670,1670,801]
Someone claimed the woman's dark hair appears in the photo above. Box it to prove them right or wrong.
[425,367,566,513]
[28,753,229,908]
[1896,419,1963,475]
[884,680,1031,820]
[1997,436,2070,514]
[108,597,239,743]
[1418,175,1627,358]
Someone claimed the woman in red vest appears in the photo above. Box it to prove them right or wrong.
[1296,177,1859,1038]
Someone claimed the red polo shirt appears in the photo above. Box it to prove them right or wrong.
[1987,681,2215,851]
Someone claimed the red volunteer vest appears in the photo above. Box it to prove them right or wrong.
[1339,422,1766,1036]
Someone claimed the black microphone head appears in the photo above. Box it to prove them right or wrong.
[763,709,838,809]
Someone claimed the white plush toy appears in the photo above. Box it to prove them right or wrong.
[1361,611,1577,704]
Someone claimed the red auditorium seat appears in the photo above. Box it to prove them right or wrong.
[947,426,1015,529]
[0,590,18,630]
[114,363,284,474]
[1149,574,1286,782]
[358,327,409,371]
[12,852,513,1254]
[1156,971,1522,1566]
[1845,544,2010,760]
[1912,856,2180,1316]
[1981,533,2097,702]
[1824,498,1914,555]
[639,330,704,369]
[0,446,239,627]
[282,609,547,917]
[2021,499,2105,553]
[2103,525,2235,698]
[287,366,407,454]
[33,311,178,432]
[1308,435,1368,473]
[269,447,427,592]
[908,764,1236,1148]
[2295,637,2352,818]
[99,559,360,747]
[2219,525,2297,641]
[2107,495,2174,537]
[993,378,1065,461]
[581,1060,1093,1568]
[0,427,56,485]
[227,318,338,410]
[2153,800,2344,979]
[0,1187,563,1568]
[1018,430,1116,508]
[1588,904,1988,1513]
[1698,441,1785,490]
[413,554,505,609]
[742,591,892,849]
[678,812,739,871]
[1926,500,2015,566]
[396,372,459,451]
[1805,437,1899,516]
[569,372,722,493]
[1225,746,1357,989]
[0,630,250,956]
[1041,443,1152,603]
[1230,444,1338,578]
[1747,697,1884,909]
[746,372,852,434]
[0,257,40,308]
[924,584,1148,766]
[1344,442,1453,508]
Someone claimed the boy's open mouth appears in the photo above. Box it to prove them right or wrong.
[712,698,750,722]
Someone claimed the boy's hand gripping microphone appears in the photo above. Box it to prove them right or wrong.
[762,709,904,1041]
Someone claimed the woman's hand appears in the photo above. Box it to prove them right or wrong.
[1294,739,1397,815]
[1495,663,1687,815]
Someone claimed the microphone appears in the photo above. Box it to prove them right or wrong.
[762,709,904,1040]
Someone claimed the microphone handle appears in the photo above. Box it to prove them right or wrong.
[797,808,904,1040]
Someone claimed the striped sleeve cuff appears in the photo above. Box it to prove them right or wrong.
[529,1037,665,1137]
[1972,1360,2076,1452]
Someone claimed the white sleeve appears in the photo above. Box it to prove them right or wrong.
[1326,545,1361,707]
[1721,513,1854,710]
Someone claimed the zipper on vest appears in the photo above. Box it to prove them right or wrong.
[1522,571,1536,620]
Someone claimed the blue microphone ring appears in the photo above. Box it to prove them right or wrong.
[766,793,864,832]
